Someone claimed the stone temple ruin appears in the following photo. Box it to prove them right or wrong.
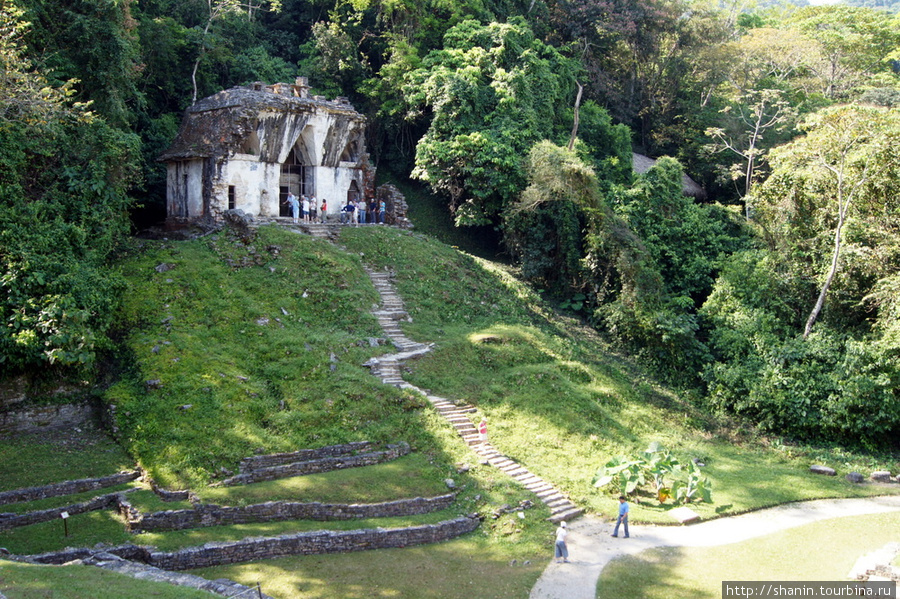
[159,77,374,226]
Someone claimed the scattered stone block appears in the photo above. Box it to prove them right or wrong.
[809,465,836,476]
[846,472,865,484]
[669,506,700,524]
[871,471,893,483]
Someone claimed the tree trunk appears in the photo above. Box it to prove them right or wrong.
[803,209,845,339]
[568,82,583,151]
[803,169,855,339]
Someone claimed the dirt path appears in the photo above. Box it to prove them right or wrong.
[529,495,900,599]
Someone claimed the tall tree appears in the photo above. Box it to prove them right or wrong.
[404,18,579,225]
[190,0,282,104]
[756,104,900,339]
[0,3,140,371]
[18,0,143,128]
[786,5,900,100]
[705,88,797,211]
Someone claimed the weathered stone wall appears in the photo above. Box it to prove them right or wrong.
[124,493,456,532]
[83,552,277,599]
[149,516,480,571]
[0,491,130,531]
[220,442,410,486]
[0,471,140,506]
[238,441,374,473]
[26,543,151,566]
[375,184,412,229]
[0,403,96,435]
[25,516,480,571]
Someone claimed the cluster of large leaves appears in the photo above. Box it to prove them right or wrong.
[593,442,712,504]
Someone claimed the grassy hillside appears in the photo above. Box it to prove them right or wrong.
[338,225,899,522]
[3,222,898,599]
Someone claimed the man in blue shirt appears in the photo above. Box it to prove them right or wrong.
[611,495,629,538]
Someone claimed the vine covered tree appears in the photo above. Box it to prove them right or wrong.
[0,4,140,372]
[755,104,900,339]
[404,18,579,225]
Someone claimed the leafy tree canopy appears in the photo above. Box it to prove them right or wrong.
[405,18,580,225]
[0,4,140,373]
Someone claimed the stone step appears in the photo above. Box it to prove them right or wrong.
[363,267,585,528]
[533,488,560,499]
[517,475,542,485]
[523,480,553,491]
[549,506,583,523]
[504,468,530,478]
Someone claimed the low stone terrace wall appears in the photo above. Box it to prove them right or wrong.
[149,516,480,571]
[0,471,140,506]
[26,516,481,570]
[0,491,134,531]
[239,441,375,472]
[82,552,277,599]
[220,442,410,486]
[123,493,456,532]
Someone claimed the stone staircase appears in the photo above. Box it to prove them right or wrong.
[363,268,583,524]
[255,217,384,241]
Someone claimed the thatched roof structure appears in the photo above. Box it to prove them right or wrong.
[632,153,706,200]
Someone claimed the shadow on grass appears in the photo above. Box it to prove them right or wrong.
[194,537,544,599]
[597,547,717,599]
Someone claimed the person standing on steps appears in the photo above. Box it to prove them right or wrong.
[320,199,327,223]
[285,192,299,224]
[301,194,310,222]
[555,521,569,563]
[478,418,488,443]
[611,495,629,538]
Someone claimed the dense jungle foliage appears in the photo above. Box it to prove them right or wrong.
[1,0,900,450]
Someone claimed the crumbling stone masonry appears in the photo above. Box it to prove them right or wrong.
[122,493,457,532]
[25,516,481,570]
[160,77,374,226]
[0,471,140,506]
[219,442,410,486]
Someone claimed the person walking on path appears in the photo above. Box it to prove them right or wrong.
[611,496,629,538]
[555,521,569,563]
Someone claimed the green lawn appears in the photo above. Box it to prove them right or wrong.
[0,433,132,492]
[597,510,900,598]
[194,534,547,599]
[0,560,218,599]
[4,224,899,598]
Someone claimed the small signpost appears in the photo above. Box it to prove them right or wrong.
[60,511,70,537]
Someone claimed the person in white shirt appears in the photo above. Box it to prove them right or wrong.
[555,521,569,563]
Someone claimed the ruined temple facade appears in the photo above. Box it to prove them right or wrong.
[159,78,372,225]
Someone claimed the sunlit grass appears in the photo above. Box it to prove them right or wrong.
[194,531,547,599]
[0,510,132,556]
[597,511,900,598]
[0,433,132,492]
[0,560,216,599]
[339,226,900,525]
[9,223,892,597]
